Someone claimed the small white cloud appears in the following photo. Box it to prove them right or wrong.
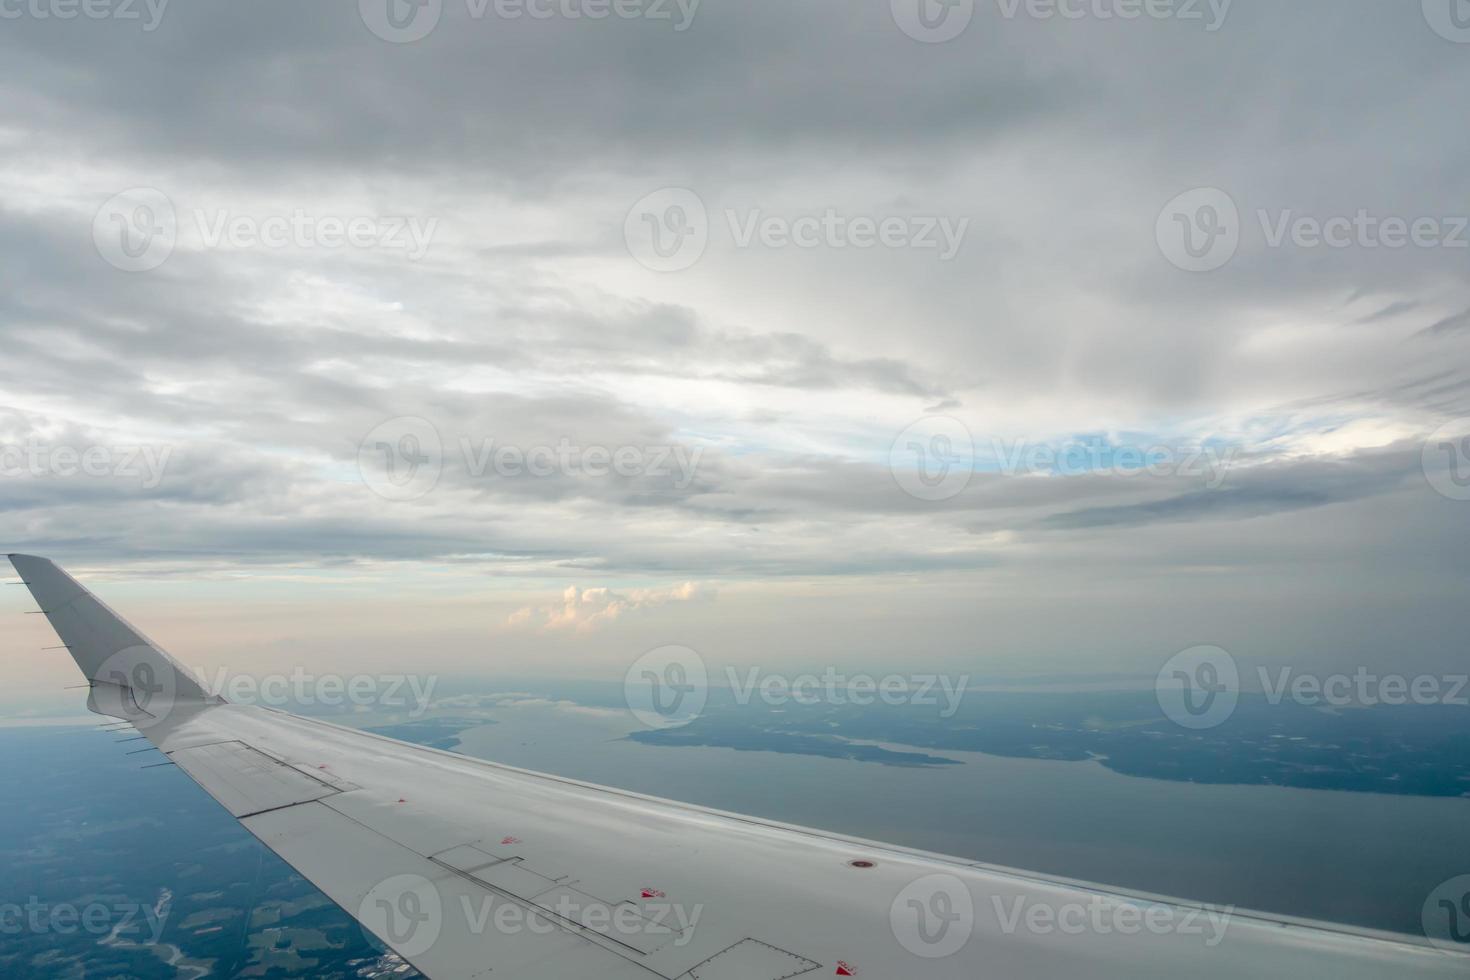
[507,582,712,633]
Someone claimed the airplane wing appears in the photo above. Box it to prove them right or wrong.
[9,553,1467,979]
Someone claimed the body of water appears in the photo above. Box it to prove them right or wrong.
[450,699,1470,938]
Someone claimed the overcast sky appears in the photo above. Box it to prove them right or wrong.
[2,1,1469,700]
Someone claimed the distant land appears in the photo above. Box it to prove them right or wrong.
[629,726,961,767]
[304,679,1470,796]
[628,690,1470,798]
[363,716,493,751]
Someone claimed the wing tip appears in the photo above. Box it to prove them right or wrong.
[8,554,52,576]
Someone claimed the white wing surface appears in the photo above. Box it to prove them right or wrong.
[10,554,1467,979]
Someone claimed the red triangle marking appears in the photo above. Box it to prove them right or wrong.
[500,836,521,845]
[835,962,856,976]
[641,888,665,899]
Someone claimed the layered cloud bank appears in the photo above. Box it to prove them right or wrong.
[2,2,1469,679]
